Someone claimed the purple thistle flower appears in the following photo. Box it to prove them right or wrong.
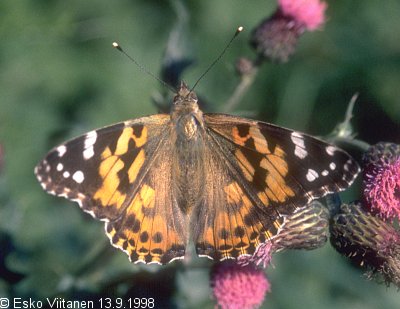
[279,0,327,31]
[250,0,327,62]
[210,260,270,309]
[363,142,400,220]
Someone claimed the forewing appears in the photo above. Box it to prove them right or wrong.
[205,113,359,212]
[35,115,167,219]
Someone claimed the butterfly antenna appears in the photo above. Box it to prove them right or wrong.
[190,26,244,92]
[112,42,176,93]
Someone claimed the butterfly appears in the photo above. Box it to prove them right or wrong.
[35,82,360,265]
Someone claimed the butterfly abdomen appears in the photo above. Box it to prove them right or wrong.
[172,114,207,214]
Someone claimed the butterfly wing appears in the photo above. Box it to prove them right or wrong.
[35,115,188,264]
[192,140,284,261]
[105,141,189,264]
[193,113,360,260]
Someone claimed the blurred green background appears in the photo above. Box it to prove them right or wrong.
[1,0,399,308]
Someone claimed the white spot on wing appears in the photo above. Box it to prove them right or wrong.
[344,159,353,172]
[42,160,51,173]
[291,132,308,159]
[291,132,304,144]
[85,130,98,145]
[83,131,97,160]
[329,162,336,170]
[326,145,336,156]
[83,147,95,160]
[63,171,70,178]
[57,145,67,157]
[306,169,319,182]
[72,170,84,183]
[321,170,329,176]
[56,163,63,171]
[294,147,308,159]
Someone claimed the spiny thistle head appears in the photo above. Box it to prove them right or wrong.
[330,201,400,287]
[239,201,329,267]
[272,201,329,252]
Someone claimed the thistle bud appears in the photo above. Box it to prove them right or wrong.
[330,201,400,287]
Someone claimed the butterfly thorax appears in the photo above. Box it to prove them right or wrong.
[170,83,206,214]
[171,82,204,139]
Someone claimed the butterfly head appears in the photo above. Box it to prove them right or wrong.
[173,81,199,109]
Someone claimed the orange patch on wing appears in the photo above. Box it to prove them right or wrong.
[269,155,289,176]
[232,127,251,146]
[115,127,133,155]
[266,188,279,202]
[229,213,250,255]
[117,188,150,263]
[269,145,289,176]
[99,151,120,179]
[94,155,125,207]
[261,157,294,202]
[128,149,145,183]
[250,126,270,154]
[273,144,286,157]
[266,176,289,203]
[257,192,269,205]
[110,183,185,264]
[202,227,215,248]
[214,212,234,258]
[151,215,168,256]
[140,184,155,209]
[235,149,255,182]
[107,190,126,210]
[133,126,148,147]
[224,181,258,255]
[135,216,152,262]
[240,206,264,243]
[224,182,244,205]
[101,146,112,159]
[114,126,148,158]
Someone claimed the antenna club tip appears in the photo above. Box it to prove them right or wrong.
[237,26,244,32]
[112,42,122,51]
